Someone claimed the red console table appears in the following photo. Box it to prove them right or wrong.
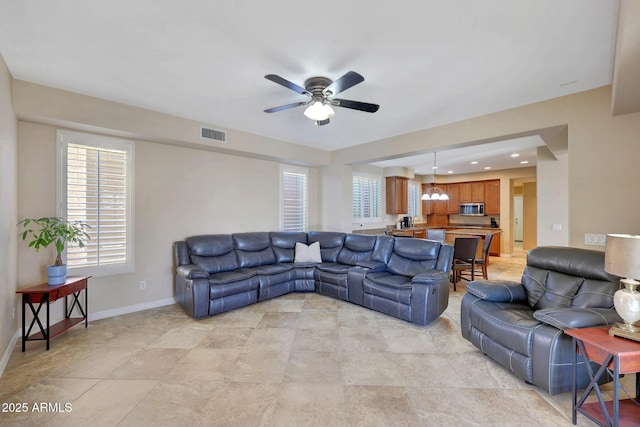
[16,276,90,351]
[565,326,640,427]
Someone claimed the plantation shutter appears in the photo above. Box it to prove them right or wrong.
[407,181,420,217]
[281,168,308,232]
[353,175,381,220]
[65,143,128,268]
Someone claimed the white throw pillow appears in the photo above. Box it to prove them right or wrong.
[294,241,322,263]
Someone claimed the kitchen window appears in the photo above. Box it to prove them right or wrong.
[280,165,308,232]
[353,173,382,222]
[57,130,135,276]
[407,180,421,217]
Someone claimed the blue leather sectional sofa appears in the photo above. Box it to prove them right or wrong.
[174,231,454,326]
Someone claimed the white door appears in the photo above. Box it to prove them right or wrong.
[514,196,523,242]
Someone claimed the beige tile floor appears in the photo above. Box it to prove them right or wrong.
[0,246,635,426]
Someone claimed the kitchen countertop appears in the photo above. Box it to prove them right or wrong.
[447,228,502,235]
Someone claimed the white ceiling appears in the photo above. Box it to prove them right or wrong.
[0,0,618,161]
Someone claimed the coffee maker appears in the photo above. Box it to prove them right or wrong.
[490,217,498,228]
[403,216,413,228]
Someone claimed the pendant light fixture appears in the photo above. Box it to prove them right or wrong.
[421,152,449,201]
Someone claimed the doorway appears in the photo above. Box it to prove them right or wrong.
[514,196,523,242]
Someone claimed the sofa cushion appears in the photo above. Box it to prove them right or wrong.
[363,272,412,305]
[337,234,377,266]
[307,231,346,263]
[469,299,539,356]
[294,242,322,263]
[571,279,617,309]
[187,234,239,274]
[270,232,308,263]
[315,263,351,274]
[191,251,239,274]
[233,232,276,268]
[386,238,440,277]
[251,264,294,276]
[208,268,257,286]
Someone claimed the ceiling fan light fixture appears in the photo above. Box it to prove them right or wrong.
[304,100,335,121]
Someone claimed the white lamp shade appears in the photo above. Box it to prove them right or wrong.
[421,193,430,200]
[304,101,335,121]
[439,193,449,201]
[604,234,640,279]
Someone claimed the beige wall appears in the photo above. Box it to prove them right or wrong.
[0,54,18,370]
[17,120,319,317]
[522,182,538,250]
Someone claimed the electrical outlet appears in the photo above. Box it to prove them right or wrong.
[140,281,147,290]
[552,224,562,231]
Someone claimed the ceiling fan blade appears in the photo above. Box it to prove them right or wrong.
[264,101,308,113]
[264,74,311,96]
[332,98,380,113]
[323,71,364,96]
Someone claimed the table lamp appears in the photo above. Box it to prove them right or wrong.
[604,234,640,341]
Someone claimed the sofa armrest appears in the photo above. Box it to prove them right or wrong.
[176,264,209,279]
[355,260,386,273]
[466,280,527,302]
[533,308,622,331]
[412,270,449,285]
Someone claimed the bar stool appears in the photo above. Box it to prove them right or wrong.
[451,237,480,291]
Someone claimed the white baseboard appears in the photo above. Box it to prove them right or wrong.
[88,297,177,321]
[0,329,20,378]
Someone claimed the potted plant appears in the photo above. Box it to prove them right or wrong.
[17,217,90,285]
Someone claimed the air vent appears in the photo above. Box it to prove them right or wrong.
[200,126,227,143]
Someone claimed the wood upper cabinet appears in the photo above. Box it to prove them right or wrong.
[386,176,409,214]
[460,182,485,203]
[421,183,432,215]
[485,179,500,214]
[471,182,485,202]
[446,183,460,214]
[459,182,471,202]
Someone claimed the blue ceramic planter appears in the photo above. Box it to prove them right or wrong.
[46,264,67,285]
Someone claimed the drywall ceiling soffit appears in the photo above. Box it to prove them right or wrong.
[611,0,640,116]
[0,0,619,151]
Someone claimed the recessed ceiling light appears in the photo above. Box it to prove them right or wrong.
[447,170,453,174]
[510,153,520,158]
[470,161,478,165]
[484,166,491,170]
[432,166,438,170]
[520,160,529,164]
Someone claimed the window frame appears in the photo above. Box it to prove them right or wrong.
[279,164,308,232]
[56,129,135,277]
[352,172,382,223]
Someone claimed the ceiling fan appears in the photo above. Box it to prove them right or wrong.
[264,71,380,125]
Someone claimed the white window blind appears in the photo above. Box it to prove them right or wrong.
[353,174,381,221]
[407,181,421,217]
[280,166,308,232]
[58,130,134,276]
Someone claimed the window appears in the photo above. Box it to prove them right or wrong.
[353,173,382,222]
[57,130,134,276]
[280,165,308,232]
[407,180,421,217]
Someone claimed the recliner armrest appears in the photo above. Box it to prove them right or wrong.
[466,280,527,302]
[355,260,386,272]
[412,270,449,285]
[533,308,622,330]
[177,264,209,279]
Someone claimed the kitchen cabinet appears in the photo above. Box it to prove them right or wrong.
[446,183,460,214]
[413,228,427,239]
[421,183,432,215]
[471,182,485,202]
[429,214,448,228]
[459,183,472,202]
[386,176,408,214]
[485,180,500,214]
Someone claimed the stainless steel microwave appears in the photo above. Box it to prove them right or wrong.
[459,203,485,216]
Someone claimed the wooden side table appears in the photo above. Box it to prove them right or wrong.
[565,327,640,427]
[16,276,90,351]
